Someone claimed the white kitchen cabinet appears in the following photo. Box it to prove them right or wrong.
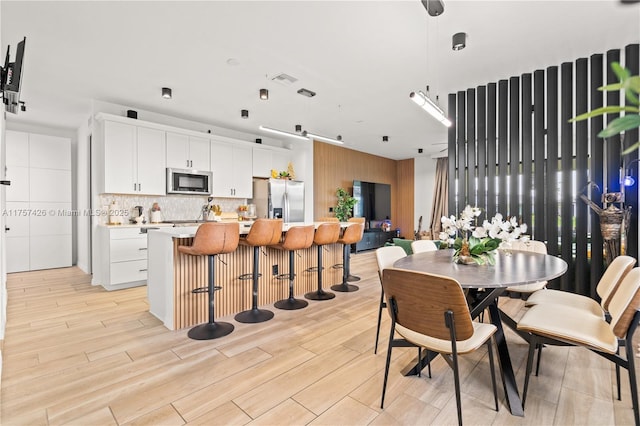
[210,140,252,198]
[252,146,292,179]
[97,226,149,290]
[252,146,273,178]
[272,150,292,175]
[103,121,165,195]
[103,120,136,194]
[136,127,166,195]
[166,132,210,170]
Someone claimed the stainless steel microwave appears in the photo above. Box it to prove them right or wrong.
[166,168,213,195]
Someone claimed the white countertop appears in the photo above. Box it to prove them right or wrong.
[147,221,353,239]
[99,223,175,229]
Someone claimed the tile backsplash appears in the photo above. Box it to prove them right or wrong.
[98,194,245,224]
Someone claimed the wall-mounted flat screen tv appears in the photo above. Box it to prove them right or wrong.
[353,180,391,227]
[2,37,26,114]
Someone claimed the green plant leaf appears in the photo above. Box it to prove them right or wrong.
[627,76,640,94]
[598,115,640,137]
[622,141,640,155]
[611,62,630,82]
[570,106,640,122]
[599,82,625,92]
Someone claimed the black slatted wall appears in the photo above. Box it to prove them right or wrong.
[447,44,640,296]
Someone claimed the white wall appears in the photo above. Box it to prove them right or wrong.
[76,119,91,273]
[414,156,439,236]
[1,111,6,345]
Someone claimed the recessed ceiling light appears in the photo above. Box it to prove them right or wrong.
[452,32,467,51]
[297,88,316,98]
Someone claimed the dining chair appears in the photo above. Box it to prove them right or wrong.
[504,240,549,294]
[525,255,636,316]
[374,245,406,354]
[524,254,635,380]
[410,239,438,254]
[380,268,499,426]
[517,267,640,425]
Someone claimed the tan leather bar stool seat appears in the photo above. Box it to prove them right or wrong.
[270,225,315,310]
[331,223,364,292]
[305,222,341,301]
[177,222,239,340]
[235,219,283,323]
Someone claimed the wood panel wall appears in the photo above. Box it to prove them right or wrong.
[313,141,415,238]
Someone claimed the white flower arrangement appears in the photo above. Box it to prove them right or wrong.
[439,205,528,265]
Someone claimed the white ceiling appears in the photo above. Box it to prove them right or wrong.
[1,0,639,160]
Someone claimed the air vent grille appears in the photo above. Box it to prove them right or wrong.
[271,73,298,86]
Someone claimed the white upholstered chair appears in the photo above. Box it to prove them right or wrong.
[410,239,438,254]
[374,245,406,354]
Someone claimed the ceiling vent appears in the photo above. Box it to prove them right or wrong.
[297,88,316,98]
[271,73,298,86]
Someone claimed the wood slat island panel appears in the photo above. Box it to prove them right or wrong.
[149,226,342,330]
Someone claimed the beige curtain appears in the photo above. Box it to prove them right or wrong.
[429,157,448,238]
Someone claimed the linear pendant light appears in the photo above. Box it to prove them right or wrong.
[409,91,452,127]
[259,125,309,141]
[303,131,344,145]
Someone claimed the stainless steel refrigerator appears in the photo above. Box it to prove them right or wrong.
[251,178,305,223]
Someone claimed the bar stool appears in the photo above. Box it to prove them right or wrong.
[177,222,239,340]
[270,225,315,310]
[305,222,341,301]
[331,222,364,292]
[235,218,283,323]
[346,217,366,282]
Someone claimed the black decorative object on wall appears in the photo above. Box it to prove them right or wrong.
[447,43,640,297]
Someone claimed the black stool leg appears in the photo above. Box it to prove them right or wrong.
[331,243,359,292]
[346,243,361,281]
[188,254,234,340]
[235,246,274,323]
[305,245,335,300]
[275,250,308,310]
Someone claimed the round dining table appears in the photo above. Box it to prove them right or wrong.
[393,248,568,417]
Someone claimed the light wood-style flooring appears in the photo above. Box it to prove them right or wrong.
[1,251,638,425]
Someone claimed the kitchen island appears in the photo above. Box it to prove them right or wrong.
[147,222,345,330]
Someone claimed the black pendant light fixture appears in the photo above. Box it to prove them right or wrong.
[452,32,467,51]
[162,87,172,99]
[241,109,249,119]
[260,88,269,100]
